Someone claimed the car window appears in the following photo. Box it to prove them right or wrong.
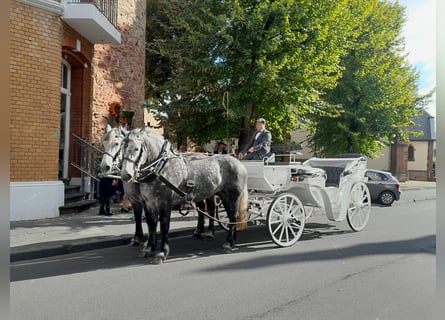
[377,172,389,181]
[366,171,386,181]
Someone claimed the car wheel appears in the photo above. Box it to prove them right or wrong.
[379,190,395,206]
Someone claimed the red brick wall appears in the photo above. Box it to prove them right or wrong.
[391,142,408,182]
[91,0,146,146]
[10,1,62,181]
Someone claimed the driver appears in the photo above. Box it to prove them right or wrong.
[238,118,272,161]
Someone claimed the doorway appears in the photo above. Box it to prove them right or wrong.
[59,59,71,180]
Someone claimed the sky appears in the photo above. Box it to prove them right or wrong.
[398,0,436,116]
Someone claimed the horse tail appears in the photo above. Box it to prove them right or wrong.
[236,184,249,230]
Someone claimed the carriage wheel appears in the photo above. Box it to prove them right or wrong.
[346,182,371,232]
[267,193,305,247]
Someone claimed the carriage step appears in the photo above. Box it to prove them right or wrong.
[59,199,97,215]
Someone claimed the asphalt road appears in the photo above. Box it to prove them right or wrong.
[11,199,436,320]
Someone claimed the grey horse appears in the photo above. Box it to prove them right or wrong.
[120,128,248,264]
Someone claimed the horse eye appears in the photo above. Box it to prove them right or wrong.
[115,142,119,146]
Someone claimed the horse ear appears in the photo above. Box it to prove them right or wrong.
[106,124,112,133]
[119,125,129,136]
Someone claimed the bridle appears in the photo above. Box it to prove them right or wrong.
[123,138,197,202]
[103,143,124,174]
[128,139,173,183]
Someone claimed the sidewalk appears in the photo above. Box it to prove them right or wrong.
[10,181,436,262]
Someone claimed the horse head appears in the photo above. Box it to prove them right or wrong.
[121,127,164,182]
[100,124,129,175]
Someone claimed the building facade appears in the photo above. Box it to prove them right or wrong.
[10,0,146,220]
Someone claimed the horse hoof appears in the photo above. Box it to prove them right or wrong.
[151,252,166,265]
[138,246,153,258]
[128,239,140,247]
[163,245,170,259]
[222,242,233,253]
[203,231,215,240]
[192,229,204,239]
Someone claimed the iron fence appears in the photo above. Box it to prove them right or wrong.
[70,133,103,199]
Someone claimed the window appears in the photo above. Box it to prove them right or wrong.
[408,145,415,161]
[365,171,388,182]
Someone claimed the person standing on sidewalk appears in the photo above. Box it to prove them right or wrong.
[98,177,117,216]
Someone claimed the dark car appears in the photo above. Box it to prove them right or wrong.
[365,169,401,206]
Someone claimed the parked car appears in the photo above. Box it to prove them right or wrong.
[364,169,401,206]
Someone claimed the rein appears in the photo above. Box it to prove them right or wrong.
[194,204,248,226]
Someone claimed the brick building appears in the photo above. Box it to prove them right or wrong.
[10,0,146,220]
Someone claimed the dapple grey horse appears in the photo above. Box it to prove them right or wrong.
[120,128,248,264]
[100,124,145,247]
[100,125,220,254]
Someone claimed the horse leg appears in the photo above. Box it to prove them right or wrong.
[129,202,144,246]
[153,208,171,264]
[219,194,238,252]
[222,211,237,253]
[205,197,216,239]
[193,200,206,239]
[139,209,157,258]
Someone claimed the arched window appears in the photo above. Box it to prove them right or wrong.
[408,144,415,161]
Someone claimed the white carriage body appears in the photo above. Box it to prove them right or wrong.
[302,156,368,221]
[243,155,369,225]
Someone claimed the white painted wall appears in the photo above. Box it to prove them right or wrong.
[408,141,428,171]
[367,147,391,171]
[10,181,64,221]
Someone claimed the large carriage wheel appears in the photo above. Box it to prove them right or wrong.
[346,182,371,232]
[267,193,306,247]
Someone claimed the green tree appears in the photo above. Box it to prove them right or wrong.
[306,0,430,158]
[146,0,359,148]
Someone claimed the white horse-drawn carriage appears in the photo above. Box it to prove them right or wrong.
[100,126,371,261]
[240,154,372,247]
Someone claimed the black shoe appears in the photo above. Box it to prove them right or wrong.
[98,210,106,216]
[104,211,113,216]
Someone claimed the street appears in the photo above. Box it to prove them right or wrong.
[11,199,435,320]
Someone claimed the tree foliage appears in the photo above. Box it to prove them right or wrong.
[305,0,429,157]
[146,0,359,147]
[146,0,426,156]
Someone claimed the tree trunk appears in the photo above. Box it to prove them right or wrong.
[238,103,254,152]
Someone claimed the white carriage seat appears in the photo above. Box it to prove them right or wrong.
[303,158,352,188]
[242,161,275,191]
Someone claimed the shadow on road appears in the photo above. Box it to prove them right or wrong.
[10,222,435,282]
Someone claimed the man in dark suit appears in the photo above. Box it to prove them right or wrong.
[238,118,272,160]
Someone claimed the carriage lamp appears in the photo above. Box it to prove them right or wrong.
[291,176,304,182]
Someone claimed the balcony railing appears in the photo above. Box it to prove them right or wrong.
[68,0,119,28]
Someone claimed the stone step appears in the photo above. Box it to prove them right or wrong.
[64,184,81,194]
[64,191,87,204]
[59,199,98,215]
